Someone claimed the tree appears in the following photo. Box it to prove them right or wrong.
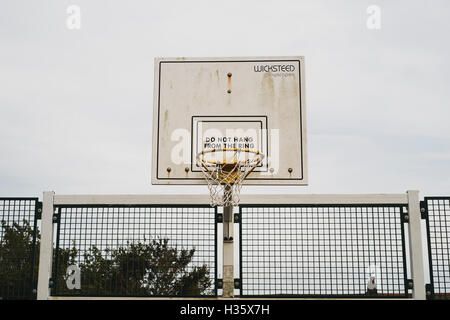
[0,220,212,298]
[56,238,212,296]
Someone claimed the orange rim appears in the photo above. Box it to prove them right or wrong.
[197,148,264,165]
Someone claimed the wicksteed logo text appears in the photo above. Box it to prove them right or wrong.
[253,64,295,72]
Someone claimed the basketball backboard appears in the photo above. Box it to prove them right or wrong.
[152,56,307,185]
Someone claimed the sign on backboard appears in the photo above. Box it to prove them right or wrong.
[152,56,307,185]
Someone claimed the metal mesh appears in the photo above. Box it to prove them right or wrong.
[239,205,408,297]
[424,197,450,300]
[53,205,216,297]
[0,198,39,300]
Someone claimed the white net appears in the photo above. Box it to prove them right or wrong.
[197,148,264,207]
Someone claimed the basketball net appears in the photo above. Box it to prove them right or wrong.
[197,148,264,207]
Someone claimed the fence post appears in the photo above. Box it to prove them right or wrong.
[222,204,234,298]
[37,191,55,300]
[407,190,426,300]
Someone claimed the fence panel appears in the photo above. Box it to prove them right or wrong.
[423,197,450,300]
[239,204,409,298]
[52,204,217,297]
[0,198,40,300]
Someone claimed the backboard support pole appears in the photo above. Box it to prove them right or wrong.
[222,187,234,298]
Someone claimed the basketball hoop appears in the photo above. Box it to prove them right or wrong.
[197,148,264,207]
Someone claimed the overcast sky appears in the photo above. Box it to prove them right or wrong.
[1,0,449,198]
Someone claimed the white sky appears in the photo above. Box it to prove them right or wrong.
[1,0,449,198]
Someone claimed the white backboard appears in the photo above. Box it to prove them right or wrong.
[152,56,307,185]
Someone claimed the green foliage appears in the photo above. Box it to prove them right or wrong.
[0,220,39,299]
[57,238,212,296]
[0,220,212,298]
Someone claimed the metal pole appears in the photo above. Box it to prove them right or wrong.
[407,190,426,300]
[222,187,234,298]
[37,191,55,300]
